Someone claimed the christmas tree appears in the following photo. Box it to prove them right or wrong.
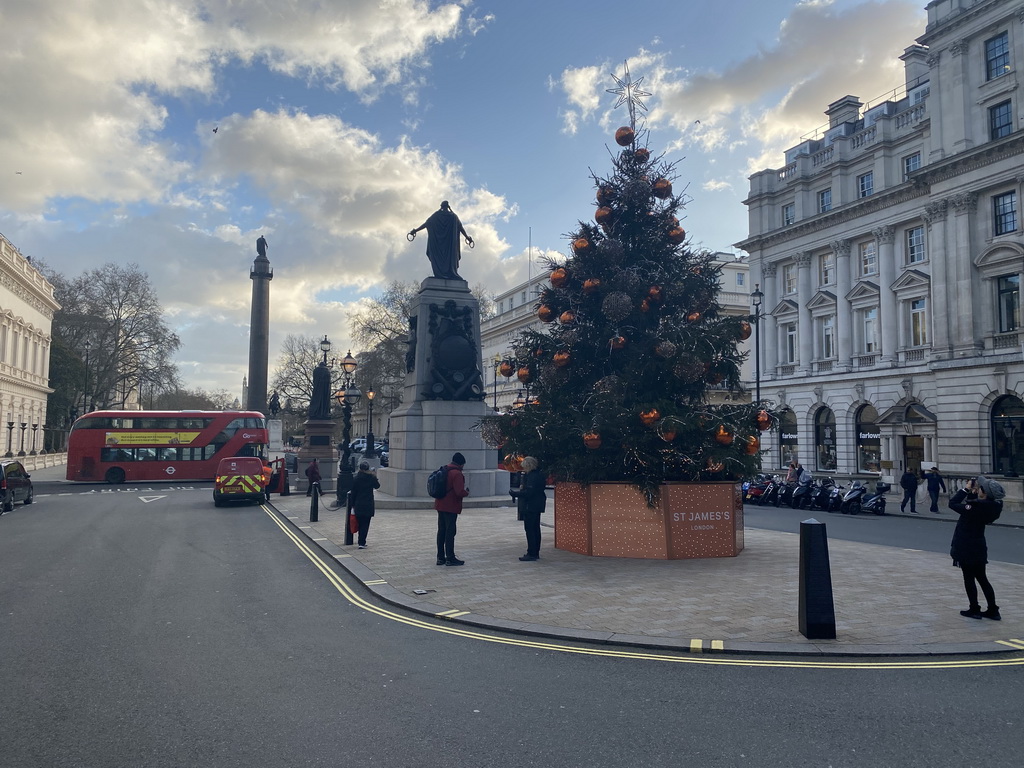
[483,66,772,504]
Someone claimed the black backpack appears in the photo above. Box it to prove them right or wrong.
[426,465,450,499]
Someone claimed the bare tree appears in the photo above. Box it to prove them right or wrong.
[269,334,329,414]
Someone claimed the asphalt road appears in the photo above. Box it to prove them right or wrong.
[1,485,1022,767]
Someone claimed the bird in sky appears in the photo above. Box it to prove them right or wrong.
[15,171,22,174]
[212,127,219,133]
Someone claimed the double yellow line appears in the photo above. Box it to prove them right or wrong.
[263,506,1024,670]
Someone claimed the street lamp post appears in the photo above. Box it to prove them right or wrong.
[751,283,764,405]
[333,350,361,545]
[83,340,92,413]
[491,354,502,410]
[18,423,27,456]
[363,389,377,459]
[31,423,38,455]
[5,421,13,457]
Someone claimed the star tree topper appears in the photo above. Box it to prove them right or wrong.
[606,60,651,129]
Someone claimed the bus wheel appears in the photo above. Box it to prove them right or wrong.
[105,467,126,484]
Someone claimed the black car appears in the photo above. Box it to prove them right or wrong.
[0,460,34,513]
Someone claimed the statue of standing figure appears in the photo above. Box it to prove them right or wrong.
[256,235,268,259]
[408,201,474,280]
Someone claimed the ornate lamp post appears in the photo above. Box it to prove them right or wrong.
[333,350,361,545]
[30,423,38,455]
[83,340,92,413]
[363,389,377,459]
[751,283,764,405]
[491,354,502,410]
[18,422,27,456]
[5,421,13,457]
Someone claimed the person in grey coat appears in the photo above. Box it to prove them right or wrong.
[517,456,547,561]
[350,461,381,549]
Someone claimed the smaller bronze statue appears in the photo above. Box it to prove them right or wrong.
[408,201,473,280]
[268,391,281,417]
[256,235,268,259]
[308,362,332,420]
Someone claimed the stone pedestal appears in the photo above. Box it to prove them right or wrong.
[296,419,337,493]
[377,277,509,498]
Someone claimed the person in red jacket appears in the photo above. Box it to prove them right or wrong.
[435,452,469,566]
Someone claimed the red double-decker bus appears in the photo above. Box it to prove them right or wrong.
[66,410,269,484]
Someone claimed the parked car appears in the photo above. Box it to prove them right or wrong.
[0,460,34,513]
[213,457,271,507]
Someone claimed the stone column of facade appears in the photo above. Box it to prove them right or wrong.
[796,252,814,375]
[832,240,852,369]
[924,199,951,356]
[763,263,779,377]
[947,39,972,154]
[874,226,897,364]
[950,191,979,354]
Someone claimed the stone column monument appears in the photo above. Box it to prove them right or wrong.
[377,204,509,498]
[246,236,273,414]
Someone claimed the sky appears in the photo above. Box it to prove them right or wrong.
[0,0,927,399]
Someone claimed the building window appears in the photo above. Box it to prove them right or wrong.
[736,272,745,287]
[778,409,799,467]
[815,407,837,472]
[861,307,878,353]
[906,226,925,264]
[856,405,881,473]
[499,300,505,313]
[819,253,834,286]
[783,263,797,294]
[859,241,877,276]
[858,171,873,198]
[818,315,835,359]
[910,298,928,346]
[782,203,795,226]
[998,274,1020,333]
[989,100,1013,140]
[784,323,797,363]
[903,152,921,180]
[994,191,1017,235]
[521,291,527,303]
[818,188,832,213]
[986,32,1010,81]
[991,395,1024,475]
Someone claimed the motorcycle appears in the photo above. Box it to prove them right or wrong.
[775,480,795,507]
[759,475,784,506]
[810,477,836,510]
[841,481,890,515]
[826,482,846,512]
[790,472,815,509]
[743,473,772,505]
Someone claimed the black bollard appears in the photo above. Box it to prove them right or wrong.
[798,518,836,640]
[281,468,290,496]
[309,481,320,522]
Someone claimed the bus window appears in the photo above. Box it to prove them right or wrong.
[136,447,157,461]
[157,447,178,461]
[101,447,135,462]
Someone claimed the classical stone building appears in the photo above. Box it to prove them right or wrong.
[737,0,1024,491]
[0,233,58,455]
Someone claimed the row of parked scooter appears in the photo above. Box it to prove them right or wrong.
[742,473,891,515]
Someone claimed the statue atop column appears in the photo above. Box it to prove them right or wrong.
[408,201,474,279]
[256,235,268,259]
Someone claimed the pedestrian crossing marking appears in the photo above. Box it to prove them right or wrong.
[437,608,465,617]
[711,640,724,651]
[364,579,387,585]
[997,638,1024,650]
[690,639,703,653]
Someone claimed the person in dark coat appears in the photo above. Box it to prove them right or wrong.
[305,458,322,496]
[948,476,1004,620]
[350,461,381,549]
[924,466,947,513]
[435,452,469,566]
[899,468,919,513]
[516,456,547,561]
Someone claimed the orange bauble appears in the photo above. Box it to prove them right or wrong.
[553,350,571,367]
[595,207,614,227]
[537,305,555,322]
[615,126,635,146]
[714,425,734,445]
[652,178,673,199]
[583,277,602,294]
[660,429,677,442]
[640,299,651,312]
[634,147,650,162]
[687,311,702,323]
[534,347,545,358]
[755,410,772,431]
[559,310,576,325]
[738,320,752,341]
[640,408,661,426]
[583,431,602,450]
[744,435,761,455]
[647,285,663,303]
[517,366,532,384]
[550,267,568,288]
[667,227,686,244]
[572,237,592,255]
[609,335,627,350]
[597,185,615,206]
[504,454,524,472]
[498,361,515,377]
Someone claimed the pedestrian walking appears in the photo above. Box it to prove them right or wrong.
[350,461,380,549]
[949,476,1004,620]
[924,466,947,513]
[305,458,322,496]
[517,456,547,561]
[435,452,470,566]
[899,467,919,513]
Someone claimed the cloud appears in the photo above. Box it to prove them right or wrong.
[703,180,733,193]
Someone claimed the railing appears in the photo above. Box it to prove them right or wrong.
[993,333,1019,349]
[815,360,833,373]
[903,348,926,363]
[778,365,796,377]
[778,163,798,181]
[811,146,834,167]
[855,354,877,367]
[850,125,877,149]
[896,103,926,130]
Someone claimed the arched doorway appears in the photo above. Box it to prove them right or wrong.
[778,409,798,467]
[856,405,880,473]
[991,395,1024,476]
[815,406,837,471]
